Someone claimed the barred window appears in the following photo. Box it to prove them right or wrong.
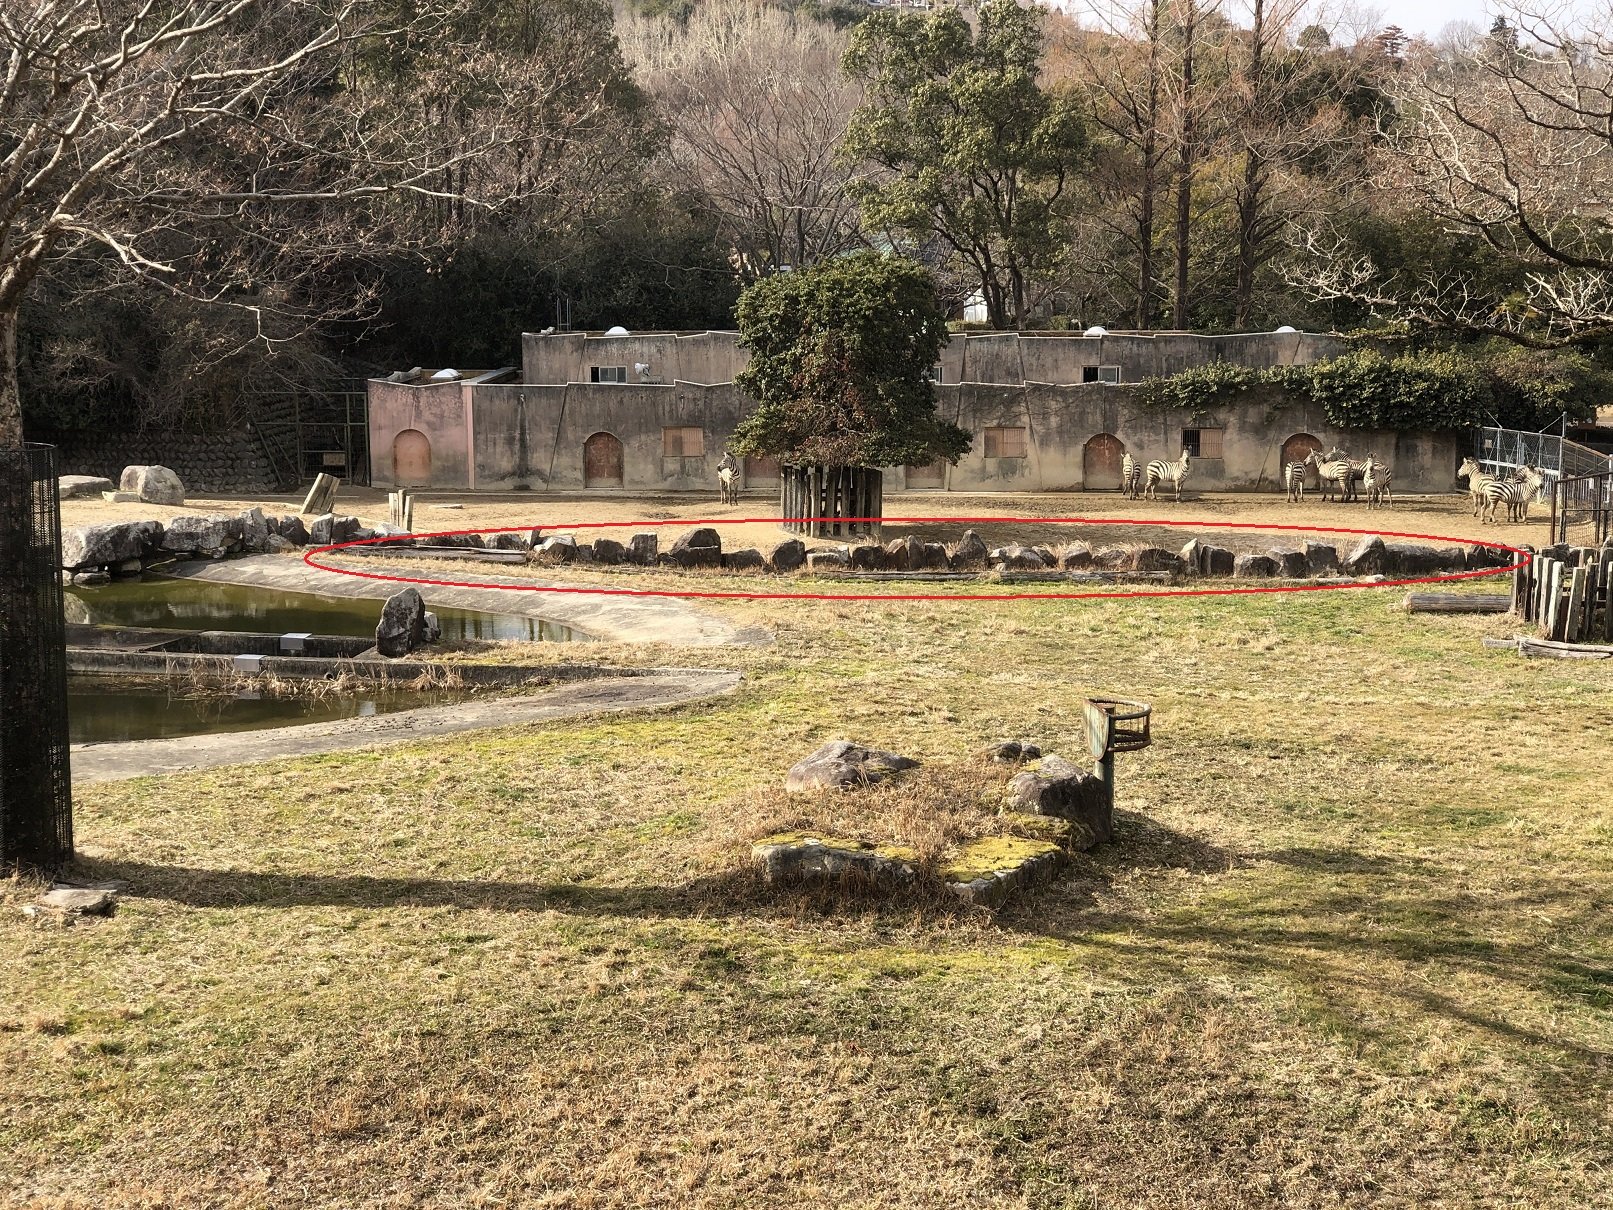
[1182,427,1223,458]
[662,426,705,457]
[984,426,1029,459]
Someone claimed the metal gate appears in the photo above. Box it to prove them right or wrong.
[1476,426,1613,495]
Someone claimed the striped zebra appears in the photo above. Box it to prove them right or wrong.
[1144,450,1191,502]
[1362,454,1393,510]
[1120,451,1142,499]
[1479,465,1545,523]
[1458,457,1497,517]
[1305,448,1352,502]
[1283,454,1311,502]
[1325,448,1369,502]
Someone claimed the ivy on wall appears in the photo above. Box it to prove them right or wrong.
[1134,346,1607,431]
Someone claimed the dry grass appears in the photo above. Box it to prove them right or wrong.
[7,493,1611,1208]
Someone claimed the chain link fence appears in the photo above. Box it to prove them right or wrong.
[1552,469,1613,547]
[0,444,74,870]
[1476,426,1613,502]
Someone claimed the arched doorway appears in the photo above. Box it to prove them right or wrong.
[1283,433,1323,470]
[392,429,431,485]
[583,431,624,488]
[1083,433,1126,490]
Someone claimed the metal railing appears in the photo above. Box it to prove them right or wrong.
[1476,426,1613,499]
[1552,468,1613,546]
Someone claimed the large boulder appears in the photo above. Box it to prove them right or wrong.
[1059,543,1094,571]
[1132,546,1184,575]
[626,533,659,566]
[118,464,186,506]
[485,532,528,552]
[375,588,427,658]
[1383,542,1447,575]
[57,475,114,500]
[536,535,578,563]
[1233,553,1278,578]
[766,538,807,572]
[724,547,766,571]
[991,544,1049,571]
[592,538,626,565]
[1303,542,1339,576]
[61,520,162,570]
[805,548,849,571]
[918,541,951,570]
[161,514,238,554]
[785,741,920,792]
[849,543,887,571]
[950,530,990,570]
[883,538,913,571]
[1093,546,1130,570]
[1006,754,1112,849]
[1344,535,1386,576]
[308,513,336,546]
[667,527,723,568]
[275,514,310,546]
[1267,546,1309,578]
[238,507,270,553]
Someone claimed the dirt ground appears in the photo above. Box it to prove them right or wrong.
[60,485,1559,555]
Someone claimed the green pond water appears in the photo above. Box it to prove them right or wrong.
[64,577,581,643]
[69,677,474,743]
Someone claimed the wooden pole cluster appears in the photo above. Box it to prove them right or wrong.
[387,489,414,531]
[1513,543,1613,644]
[779,465,882,540]
[300,472,340,516]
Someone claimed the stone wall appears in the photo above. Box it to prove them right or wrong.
[519,329,1349,389]
[41,429,283,494]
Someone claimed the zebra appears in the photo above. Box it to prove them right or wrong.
[1144,450,1191,502]
[1305,448,1352,502]
[1120,451,1142,499]
[1325,448,1369,502]
[1362,454,1393,510]
[716,451,739,505]
[1284,458,1307,503]
[1458,457,1497,517]
[1479,464,1545,523]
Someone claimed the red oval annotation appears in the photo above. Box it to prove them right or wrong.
[302,515,1530,604]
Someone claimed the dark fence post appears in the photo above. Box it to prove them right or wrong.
[0,443,74,870]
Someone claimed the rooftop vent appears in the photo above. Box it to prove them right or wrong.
[1274,325,1298,333]
[1084,325,1108,337]
[430,368,461,382]
[605,325,630,336]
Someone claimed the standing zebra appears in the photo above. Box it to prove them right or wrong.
[1144,450,1191,502]
[716,451,739,505]
[1362,454,1393,510]
[1284,457,1307,503]
[1479,464,1545,523]
[1325,448,1368,502]
[1120,451,1142,499]
[1305,448,1352,502]
[1458,457,1497,517]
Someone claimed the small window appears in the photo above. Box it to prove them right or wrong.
[1182,427,1223,458]
[930,364,945,384]
[662,426,705,457]
[1082,366,1100,384]
[1098,365,1121,384]
[984,426,1029,459]
[590,366,628,384]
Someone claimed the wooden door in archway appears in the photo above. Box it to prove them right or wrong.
[1083,433,1126,490]
[392,429,432,486]
[583,431,624,488]
[1282,433,1323,470]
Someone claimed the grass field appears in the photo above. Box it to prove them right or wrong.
[8,494,1611,1207]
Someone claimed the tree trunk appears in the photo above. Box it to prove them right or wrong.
[1172,2,1198,330]
[1234,150,1263,327]
[780,464,882,539]
[1136,156,1157,329]
[0,303,21,450]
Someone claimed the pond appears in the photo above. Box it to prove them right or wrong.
[69,676,481,744]
[64,577,583,643]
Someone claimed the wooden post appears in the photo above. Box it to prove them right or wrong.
[1544,560,1565,640]
[1565,567,1588,644]
[1512,546,1533,616]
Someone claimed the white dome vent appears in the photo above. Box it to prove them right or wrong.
[1084,325,1108,337]
[605,325,630,336]
[430,368,461,381]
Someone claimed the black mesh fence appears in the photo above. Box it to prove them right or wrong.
[0,443,73,870]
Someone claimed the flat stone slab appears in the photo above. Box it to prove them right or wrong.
[33,886,117,915]
[940,835,1067,908]
[72,669,742,783]
[785,741,919,792]
[752,834,918,888]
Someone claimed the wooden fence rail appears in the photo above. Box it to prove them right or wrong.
[1513,543,1613,644]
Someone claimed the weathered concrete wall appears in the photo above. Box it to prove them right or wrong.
[371,376,1463,494]
[367,380,472,489]
[521,329,1349,388]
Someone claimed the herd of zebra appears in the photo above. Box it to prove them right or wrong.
[1117,445,1547,523]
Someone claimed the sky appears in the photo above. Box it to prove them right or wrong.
[1368,0,1597,37]
[1054,0,1603,41]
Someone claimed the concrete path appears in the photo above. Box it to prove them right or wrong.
[170,555,772,648]
[73,669,742,784]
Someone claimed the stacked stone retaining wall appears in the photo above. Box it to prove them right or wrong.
[41,429,285,494]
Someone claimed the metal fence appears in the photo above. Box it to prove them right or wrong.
[1476,426,1613,498]
[0,444,74,870]
[1552,469,1613,546]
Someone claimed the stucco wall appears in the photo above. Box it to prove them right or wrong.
[521,329,1348,388]
[367,380,472,489]
[371,377,1463,494]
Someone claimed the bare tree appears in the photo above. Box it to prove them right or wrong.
[1294,4,1613,346]
[621,0,865,278]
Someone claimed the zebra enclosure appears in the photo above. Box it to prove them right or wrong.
[1513,543,1613,644]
